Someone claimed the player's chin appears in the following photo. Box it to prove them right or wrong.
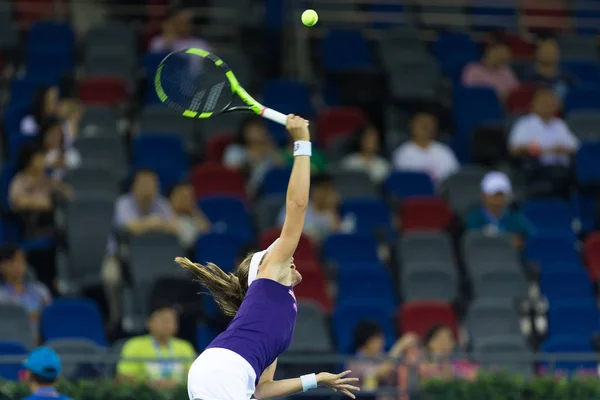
[292,270,303,286]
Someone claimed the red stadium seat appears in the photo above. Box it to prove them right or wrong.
[502,33,535,60]
[400,197,453,232]
[523,0,571,31]
[79,77,129,106]
[293,265,331,312]
[260,228,319,262]
[191,163,246,200]
[16,0,57,28]
[506,84,537,115]
[316,107,367,148]
[584,232,600,280]
[398,301,458,338]
[205,134,234,163]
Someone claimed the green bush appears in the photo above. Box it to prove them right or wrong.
[1,375,600,400]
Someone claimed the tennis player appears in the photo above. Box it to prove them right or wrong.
[176,115,360,400]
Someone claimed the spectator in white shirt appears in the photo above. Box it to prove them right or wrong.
[149,6,211,54]
[392,111,459,184]
[341,125,391,184]
[509,86,578,166]
[20,86,60,136]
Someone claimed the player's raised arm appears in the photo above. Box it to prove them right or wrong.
[263,115,311,275]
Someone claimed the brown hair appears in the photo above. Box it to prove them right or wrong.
[175,253,254,316]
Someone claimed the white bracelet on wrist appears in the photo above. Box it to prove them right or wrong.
[293,141,312,157]
[300,373,318,392]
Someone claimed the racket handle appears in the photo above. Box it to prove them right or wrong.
[260,107,288,125]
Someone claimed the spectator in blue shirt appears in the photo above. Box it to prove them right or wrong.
[21,347,71,400]
[465,171,536,248]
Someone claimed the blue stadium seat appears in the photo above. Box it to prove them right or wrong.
[563,60,600,84]
[0,340,27,380]
[195,232,248,273]
[143,52,170,104]
[3,103,29,138]
[323,234,379,266]
[337,264,396,310]
[541,335,597,372]
[541,267,594,301]
[384,171,435,199]
[322,30,373,72]
[9,77,45,109]
[0,162,17,211]
[576,142,600,185]
[332,301,395,353]
[574,0,600,35]
[340,198,393,238]
[565,85,600,114]
[573,193,597,233]
[40,299,107,347]
[453,87,504,139]
[433,32,479,78]
[196,322,217,352]
[198,196,253,240]
[263,80,313,117]
[261,168,291,196]
[524,234,579,266]
[469,3,518,32]
[368,3,405,29]
[548,300,599,336]
[521,199,574,235]
[133,134,188,192]
[28,22,75,54]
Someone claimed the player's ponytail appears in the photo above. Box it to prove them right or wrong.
[175,254,252,317]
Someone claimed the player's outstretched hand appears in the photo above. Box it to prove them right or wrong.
[285,114,310,142]
[317,370,360,399]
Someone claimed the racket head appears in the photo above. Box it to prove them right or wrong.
[155,48,263,119]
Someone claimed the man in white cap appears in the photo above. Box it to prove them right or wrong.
[465,171,536,248]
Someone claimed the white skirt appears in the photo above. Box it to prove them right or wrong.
[188,348,257,400]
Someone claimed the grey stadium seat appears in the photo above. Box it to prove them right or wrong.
[567,111,600,141]
[441,167,488,217]
[85,45,136,69]
[216,49,256,89]
[399,231,454,265]
[288,301,333,353]
[330,169,378,200]
[46,338,106,379]
[255,195,285,233]
[401,262,458,302]
[198,110,248,140]
[79,106,120,136]
[64,164,120,198]
[419,3,469,29]
[472,268,528,300]
[0,22,18,50]
[472,334,532,375]
[467,299,522,342]
[85,56,135,86]
[390,61,439,100]
[557,34,598,60]
[0,304,35,349]
[462,232,521,274]
[74,136,127,172]
[139,105,196,148]
[58,196,115,294]
[85,22,136,52]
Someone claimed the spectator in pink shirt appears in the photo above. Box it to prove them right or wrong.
[461,38,519,100]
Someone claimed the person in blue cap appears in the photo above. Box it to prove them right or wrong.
[21,347,72,400]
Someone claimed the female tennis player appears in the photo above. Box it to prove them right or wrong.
[176,115,360,400]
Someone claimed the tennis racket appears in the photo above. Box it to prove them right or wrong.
[154,48,289,125]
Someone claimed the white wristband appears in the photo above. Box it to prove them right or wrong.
[293,141,312,157]
[300,373,318,392]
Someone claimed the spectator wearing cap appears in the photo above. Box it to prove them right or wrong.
[21,347,71,400]
[465,172,536,248]
[0,244,51,337]
[117,304,195,389]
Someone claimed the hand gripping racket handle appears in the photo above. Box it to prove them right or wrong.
[260,107,310,126]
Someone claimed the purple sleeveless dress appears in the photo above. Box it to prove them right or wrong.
[206,279,298,383]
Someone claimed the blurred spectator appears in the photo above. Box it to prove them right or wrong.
[465,171,536,248]
[21,347,71,400]
[39,118,81,180]
[117,304,195,388]
[103,170,177,328]
[509,86,578,166]
[421,325,477,381]
[341,125,391,184]
[392,111,459,184]
[462,38,519,99]
[523,37,576,99]
[224,116,280,194]
[0,244,51,336]
[168,182,211,250]
[396,334,423,400]
[20,87,60,137]
[280,133,328,174]
[149,6,211,54]
[9,145,71,240]
[277,174,349,242]
[346,321,418,397]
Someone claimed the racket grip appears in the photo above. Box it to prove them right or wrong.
[261,108,288,125]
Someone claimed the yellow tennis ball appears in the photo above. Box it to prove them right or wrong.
[301,9,318,27]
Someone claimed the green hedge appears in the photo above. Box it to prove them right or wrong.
[1,375,600,400]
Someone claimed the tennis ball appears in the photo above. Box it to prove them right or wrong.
[301,9,318,27]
